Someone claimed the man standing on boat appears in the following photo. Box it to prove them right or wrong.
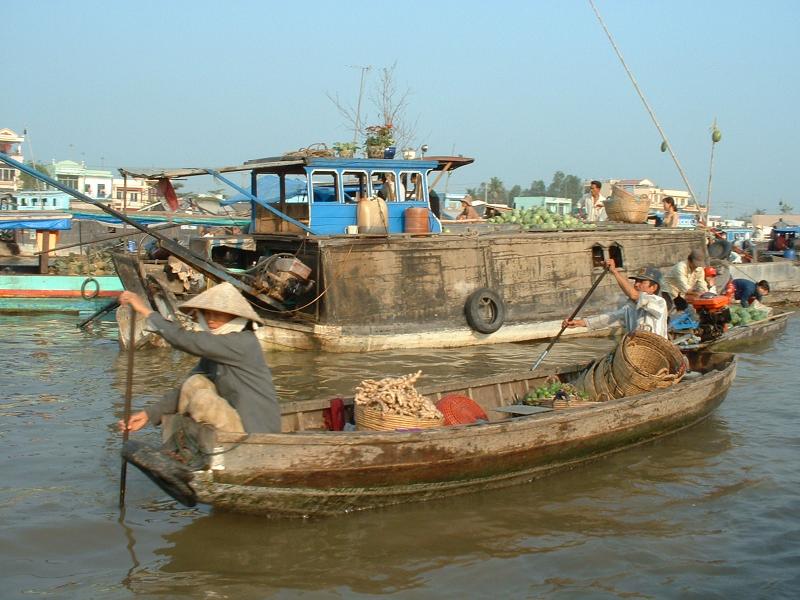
[662,249,708,302]
[563,260,668,338]
[117,283,281,435]
[583,180,607,222]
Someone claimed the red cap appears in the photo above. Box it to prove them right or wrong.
[704,266,717,277]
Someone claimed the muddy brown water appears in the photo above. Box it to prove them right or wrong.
[1,314,798,598]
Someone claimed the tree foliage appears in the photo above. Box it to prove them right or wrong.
[469,172,585,206]
[19,161,52,190]
[778,200,794,214]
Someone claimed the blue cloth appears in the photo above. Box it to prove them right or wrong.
[669,311,699,331]
[732,278,761,308]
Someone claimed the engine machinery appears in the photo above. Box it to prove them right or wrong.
[688,295,732,342]
[245,253,315,305]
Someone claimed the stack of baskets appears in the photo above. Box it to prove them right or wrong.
[578,331,686,400]
[604,185,651,224]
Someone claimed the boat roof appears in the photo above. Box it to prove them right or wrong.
[0,210,72,230]
[119,155,474,180]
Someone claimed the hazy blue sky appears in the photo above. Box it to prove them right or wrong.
[6,0,799,216]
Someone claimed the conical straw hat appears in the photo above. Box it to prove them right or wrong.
[178,282,264,324]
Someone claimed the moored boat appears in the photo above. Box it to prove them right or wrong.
[156,351,735,516]
[3,151,711,350]
[678,310,793,351]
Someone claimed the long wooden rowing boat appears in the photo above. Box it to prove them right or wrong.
[679,310,793,352]
[153,351,735,517]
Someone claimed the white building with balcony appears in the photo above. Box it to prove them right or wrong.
[0,128,25,194]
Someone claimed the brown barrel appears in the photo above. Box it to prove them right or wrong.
[404,207,430,233]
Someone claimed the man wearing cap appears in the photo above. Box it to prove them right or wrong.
[563,259,669,338]
[118,283,281,435]
[663,248,708,301]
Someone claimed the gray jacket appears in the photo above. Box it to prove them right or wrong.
[143,313,281,433]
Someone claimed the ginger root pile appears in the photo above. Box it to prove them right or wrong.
[354,371,443,420]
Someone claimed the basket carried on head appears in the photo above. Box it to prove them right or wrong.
[612,331,686,395]
[604,185,651,224]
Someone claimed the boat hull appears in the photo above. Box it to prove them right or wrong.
[188,355,736,516]
[0,274,123,313]
[682,311,792,351]
[237,226,706,351]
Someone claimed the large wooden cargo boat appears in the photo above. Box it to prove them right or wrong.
[2,151,710,350]
[116,155,707,352]
[157,351,735,516]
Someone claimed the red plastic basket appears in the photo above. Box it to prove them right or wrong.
[435,394,488,425]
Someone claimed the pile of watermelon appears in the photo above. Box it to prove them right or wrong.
[487,207,596,230]
[729,304,768,326]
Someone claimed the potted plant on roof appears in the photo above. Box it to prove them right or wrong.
[332,142,358,158]
[364,123,395,158]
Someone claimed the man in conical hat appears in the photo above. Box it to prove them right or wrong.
[118,282,281,435]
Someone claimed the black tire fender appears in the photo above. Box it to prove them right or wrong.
[464,287,506,334]
[81,277,100,300]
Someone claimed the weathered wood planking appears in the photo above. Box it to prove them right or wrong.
[176,352,736,516]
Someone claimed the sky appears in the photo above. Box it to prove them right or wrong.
[5,0,799,217]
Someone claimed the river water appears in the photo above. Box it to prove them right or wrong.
[1,313,798,599]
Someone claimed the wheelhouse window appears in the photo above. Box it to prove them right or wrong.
[371,171,403,201]
[342,170,368,203]
[400,171,424,201]
[310,171,339,203]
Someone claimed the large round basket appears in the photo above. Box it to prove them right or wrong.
[612,331,686,395]
[604,185,651,224]
[593,354,625,399]
[355,405,444,431]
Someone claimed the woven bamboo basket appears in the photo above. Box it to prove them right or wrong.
[604,185,651,223]
[612,331,686,395]
[577,362,599,399]
[594,354,625,399]
[355,405,444,431]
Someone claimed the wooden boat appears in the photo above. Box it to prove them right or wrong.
[679,310,793,351]
[0,273,123,313]
[3,152,710,351]
[158,351,735,516]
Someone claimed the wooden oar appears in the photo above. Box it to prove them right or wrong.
[119,312,137,508]
[530,266,609,371]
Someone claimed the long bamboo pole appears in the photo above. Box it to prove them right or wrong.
[119,313,137,508]
[588,0,703,218]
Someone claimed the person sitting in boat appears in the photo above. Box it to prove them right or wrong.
[732,278,770,308]
[662,248,708,302]
[117,282,281,435]
[456,195,482,220]
[563,260,669,339]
